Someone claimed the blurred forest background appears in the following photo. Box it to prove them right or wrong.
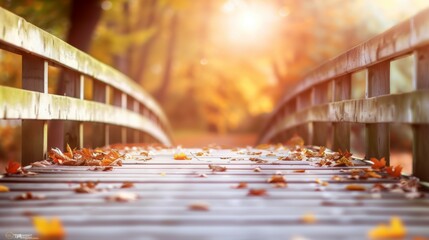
[1,0,429,171]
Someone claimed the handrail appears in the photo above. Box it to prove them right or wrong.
[258,7,429,181]
[0,7,172,164]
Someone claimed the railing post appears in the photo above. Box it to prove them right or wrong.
[332,74,351,151]
[21,54,48,165]
[64,71,83,149]
[412,46,429,181]
[296,90,312,144]
[311,83,330,146]
[109,89,125,144]
[92,81,107,148]
[365,61,390,163]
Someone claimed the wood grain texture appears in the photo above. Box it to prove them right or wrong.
[0,147,428,239]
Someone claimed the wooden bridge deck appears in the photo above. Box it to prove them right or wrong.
[0,146,428,240]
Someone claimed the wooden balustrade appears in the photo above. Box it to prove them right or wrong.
[0,8,172,165]
[258,7,429,181]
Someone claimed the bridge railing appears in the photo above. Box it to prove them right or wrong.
[258,8,429,181]
[0,7,172,165]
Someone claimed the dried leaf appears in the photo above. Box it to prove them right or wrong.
[74,182,99,193]
[188,202,210,211]
[267,175,286,183]
[255,143,271,149]
[386,165,403,178]
[371,157,386,170]
[293,169,306,173]
[0,185,10,192]
[33,216,65,239]
[208,164,227,172]
[249,158,268,164]
[301,213,317,224]
[231,182,248,189]
[274,182,287,188]
[5,161,20,174]
[15,192,45,200]
[105,192,139,202]
[253,167,262,172]
[368,216,406,239]
[174,153,191,160]
[345,184,366,191]
[247,188,267,196]
[120,182,134,189]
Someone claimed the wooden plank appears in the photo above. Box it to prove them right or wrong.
[332,74,351,151]
[21,54,48,165]
[0,8,170,130]
[365,61,390,163]
[0,86,171,145]
[1,147,428,239]
[413,46,429,181]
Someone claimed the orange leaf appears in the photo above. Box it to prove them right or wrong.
[247,188,267,196]
[5,161,20,174]
[33,216,65,238]
[368,216,406,239]
[370,157,386,170]
[345,184,366,191]
[174,153,191,160]
[386,165,403,178]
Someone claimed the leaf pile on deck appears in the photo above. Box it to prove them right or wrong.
[48,145,123,166]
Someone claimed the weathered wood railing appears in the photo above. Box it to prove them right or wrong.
[0,8,172,165]
[258,8,429,181]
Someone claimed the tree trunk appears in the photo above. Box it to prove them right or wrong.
[156,13,178,103]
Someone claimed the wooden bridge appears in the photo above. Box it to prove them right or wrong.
[1,6,429,240]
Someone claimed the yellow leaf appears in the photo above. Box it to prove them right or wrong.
[301,213,317,224]
[0,185,10,192]
[174,153,191,160]
[33,216,65,238]
[368,216,406,239]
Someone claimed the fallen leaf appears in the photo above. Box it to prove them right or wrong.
[74,182,99,193]
[5,161,20,174]
[105,192,139,202]
[15,192,45,200]
[301,213,317,224]
[274,182,287,188]
[368,216,406,239]
[293,169,306,173]
[231,182,248,189]
[188,202,210,211]
[345,184,366,191]
[267,175,286,183]
[371,157,386,170]
[0,185,10,192]
[253,167,262,172]
[174,152,191,160]
[255,143,271,149]
[386,165,403,178]
[249,158,268,164]
[120,182,134,189]
[33,216,65,239]
[247,188,267,196]
[208,164,227,172]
